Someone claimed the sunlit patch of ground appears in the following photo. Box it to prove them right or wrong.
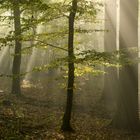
[0,90,4,93]
[21,80,34,88]
[0,90,140,140]
[21,80,39,89]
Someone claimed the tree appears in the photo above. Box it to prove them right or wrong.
[111,0,139,130]
[61,0,77,131]
[0,0,51,94]
[11,0,22,95]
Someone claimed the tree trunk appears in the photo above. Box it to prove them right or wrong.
[111,0,139,130]
[11,0,22,95]
[102,0,118,112]
[61,0,77,131]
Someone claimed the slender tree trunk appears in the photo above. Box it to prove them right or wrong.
[11,0,22,95]
[102,0,118,112]
[61,0,77,131]
[111,0,139,130]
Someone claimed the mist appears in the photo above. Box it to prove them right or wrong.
[0,0,140,139]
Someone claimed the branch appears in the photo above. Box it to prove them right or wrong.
[22,39,67,52]
[36,40,68,51]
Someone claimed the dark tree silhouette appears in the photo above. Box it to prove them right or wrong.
[11,0,22,95]
[61,0,77,131]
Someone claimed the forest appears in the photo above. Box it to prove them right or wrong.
[0,0,140,139]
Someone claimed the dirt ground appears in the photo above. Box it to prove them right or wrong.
[0,90,140,140]
[0,77,140,140]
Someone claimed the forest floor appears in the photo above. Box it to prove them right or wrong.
[0,85,140,140]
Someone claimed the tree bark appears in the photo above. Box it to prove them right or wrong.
[11,0,22,95]
[111,0,139,130]
[61,0,77,131]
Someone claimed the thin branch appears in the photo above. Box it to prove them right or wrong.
[36,40,68,51]
[22,39,67,52]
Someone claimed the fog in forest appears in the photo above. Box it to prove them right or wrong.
[0,0,140,139]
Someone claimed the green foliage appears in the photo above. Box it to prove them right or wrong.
[0,0,138,80]
[76,0,102,20]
